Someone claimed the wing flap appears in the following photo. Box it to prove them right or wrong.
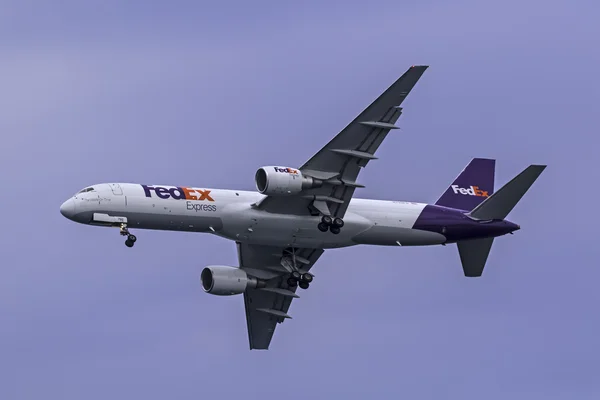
[359,121,400,129]
[259,287,300,298]
[257,65,428,218]
[243,289,290,349]
[256,308,293,318]
[330,148,379,160]
[238,243,323,350]
[299,65,428,174]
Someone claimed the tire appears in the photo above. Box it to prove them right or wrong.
[299,281,309,290]
[321,215,333,225]
[333,218,344,228]
[301,273,313,283]
[317,222,329,232]
[125,239,134,247]
[129,234,137,242]
[287,278,298,287]
[330,226,341,235]
[291,271,301,280]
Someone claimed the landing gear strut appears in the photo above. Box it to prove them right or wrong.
[283,247,314,290]
[120,223,137,247]
[318,215,344,234]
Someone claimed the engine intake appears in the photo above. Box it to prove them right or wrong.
[201,266,262,296]
[255,166,322,196]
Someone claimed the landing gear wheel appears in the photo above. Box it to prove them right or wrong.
[287,278,298,287]
[291,271,302,280]
[330,226,341,235]
[299,281,310,290]
[333,217,344,228]
[321,215,333,225]
[301,273,313,283]
[120,223,137,247]
[317,222,329,232]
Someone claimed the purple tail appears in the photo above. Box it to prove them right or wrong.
[435,158,495,211]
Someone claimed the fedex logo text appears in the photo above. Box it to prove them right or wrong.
[142,185,214,201]
[451,185,489,197]
[273,167,299,174]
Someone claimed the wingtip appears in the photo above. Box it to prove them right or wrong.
[411,65,429,69]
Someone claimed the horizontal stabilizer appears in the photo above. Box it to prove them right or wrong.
[468,165,546,220]
[457,237,494,277]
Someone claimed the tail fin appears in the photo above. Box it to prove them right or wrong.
[457,237,494,277]
[435,158,496,211]
[458,164,546,278]
[468,165,546,220]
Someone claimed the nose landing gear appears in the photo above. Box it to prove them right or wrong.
[124,235,137,247]
[120,223,137,247]
[318,215,344,234]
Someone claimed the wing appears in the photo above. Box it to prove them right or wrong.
[237,242,324,350]
[256,65,429,218]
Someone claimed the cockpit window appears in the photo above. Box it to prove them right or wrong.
[78,187,95,194]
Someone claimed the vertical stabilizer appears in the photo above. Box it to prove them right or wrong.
[435,158,495,211]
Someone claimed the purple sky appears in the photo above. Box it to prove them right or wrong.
[1,0,598,398]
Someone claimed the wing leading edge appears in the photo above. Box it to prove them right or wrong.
[256,65,429,218]
[237,243,324,350]
[241,65,428,349]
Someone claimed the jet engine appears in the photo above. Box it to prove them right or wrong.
[255,166,322,196]
[201,265,262,296]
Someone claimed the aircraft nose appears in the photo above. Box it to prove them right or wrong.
[60,198,76,219]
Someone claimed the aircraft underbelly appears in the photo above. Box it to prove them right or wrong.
[78,196,445,248]
[352,225,446,246]
[218,205,372,248]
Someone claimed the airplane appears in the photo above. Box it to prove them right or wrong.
[59,65,546,350]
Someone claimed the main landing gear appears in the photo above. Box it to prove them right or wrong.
[282,247,314,290]
[120,223,137,248]
[317,215,344,234]
[287,271,314,290]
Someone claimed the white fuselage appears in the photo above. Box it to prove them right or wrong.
[60,183,447,248]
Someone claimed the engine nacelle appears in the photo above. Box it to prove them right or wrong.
[201,265,260,296]
[255,166,322,196]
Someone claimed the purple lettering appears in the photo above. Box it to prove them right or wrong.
[169,187,185,200]
[155,187,170,199]
[142,185,154,197]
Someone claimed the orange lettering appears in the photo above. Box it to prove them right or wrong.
[183,187,197,200]
[473,186,489,197]
[197,190,214,201]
